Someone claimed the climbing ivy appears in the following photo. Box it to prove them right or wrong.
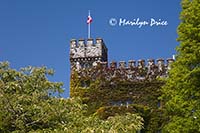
[70,67,167,132]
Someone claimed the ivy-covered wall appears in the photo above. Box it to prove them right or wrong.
[70,69,166,132]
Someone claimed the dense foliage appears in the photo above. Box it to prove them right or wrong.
[70,68,165,132]
[161,0,200,132]
[0,62,143,133]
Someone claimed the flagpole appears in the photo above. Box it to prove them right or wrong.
[88,10,90,38]
[88,21,90,38]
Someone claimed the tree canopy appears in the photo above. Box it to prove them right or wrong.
[161,0,200,132]
[0,62,143,133]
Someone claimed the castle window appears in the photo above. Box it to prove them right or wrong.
[80,80,90,88]
[80,63,84,68]
[157,101,161,108]
[110,101,122,106]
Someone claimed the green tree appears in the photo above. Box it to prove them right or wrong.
[0,62,66,132]
[45,113,143,133]
[161,0,200,132]
[0,62,143,133]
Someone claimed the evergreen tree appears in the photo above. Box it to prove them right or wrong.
[162,0,200,132]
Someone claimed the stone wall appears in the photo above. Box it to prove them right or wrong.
[70,38,107,59]
[70,38,108,69]
[72,58,174,81]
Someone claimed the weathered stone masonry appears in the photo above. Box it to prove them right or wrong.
[69,38,174,82]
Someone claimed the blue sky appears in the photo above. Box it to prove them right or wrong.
[0,0,181,97]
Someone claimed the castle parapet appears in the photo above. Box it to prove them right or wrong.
[70,38,106,48]
[70,38,175,81]
[73,58,175,81]
[87,38,94,46]
[128,60,136,68]
[110,61,117,69]
[70,39,77,48]
[70,38,108,63]
[78,38,85,47]
[157,58,165,72]
[119,61,126,69]
[96,38,104,44]
[167,58,174,70]
[107,58,174,80]
[147,59,155,66]
[72,58,174,71]
[108,59,174,70]
[100,62,108,68]
[138,59,145,69]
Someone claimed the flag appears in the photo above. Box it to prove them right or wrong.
[87,15,92,24]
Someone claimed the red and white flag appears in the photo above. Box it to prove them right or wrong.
[87,15,92,24]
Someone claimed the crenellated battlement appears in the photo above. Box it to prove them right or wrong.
[70,38,108,69]
[70,38,106,48]
[69,38,175,81]
[72,58,174,69]
[108,58,174,69]
[70,38,107,59]
[72,58,174,81]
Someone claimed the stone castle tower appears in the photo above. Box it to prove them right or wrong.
[70,38,108,70]
[70,38,174,133]
[69,38,175,132]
